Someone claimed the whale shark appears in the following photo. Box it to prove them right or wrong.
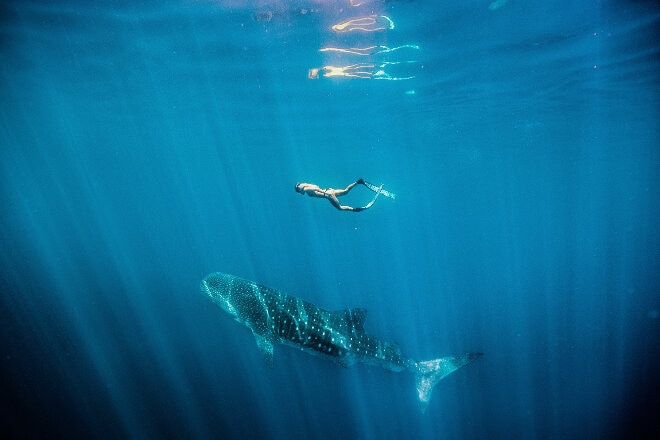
[202,272,482,412]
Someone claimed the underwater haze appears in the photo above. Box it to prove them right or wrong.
[1,0,659,438]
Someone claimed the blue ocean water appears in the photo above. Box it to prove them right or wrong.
[1,0,658,438]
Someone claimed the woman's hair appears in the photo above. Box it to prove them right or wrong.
[295,183,302,193]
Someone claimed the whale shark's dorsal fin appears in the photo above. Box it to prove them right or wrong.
[336,308,367,332]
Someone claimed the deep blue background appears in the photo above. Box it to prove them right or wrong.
[1,1,659,438]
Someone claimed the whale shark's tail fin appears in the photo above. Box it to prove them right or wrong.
[414,352,482,413]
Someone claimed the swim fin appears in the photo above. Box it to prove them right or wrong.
[359,184,383,211]
[363,180,396,200]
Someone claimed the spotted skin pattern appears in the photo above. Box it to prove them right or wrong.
[202,272,481,412]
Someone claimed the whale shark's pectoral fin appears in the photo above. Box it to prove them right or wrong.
[252,331,274,367]
[337,356,356,368]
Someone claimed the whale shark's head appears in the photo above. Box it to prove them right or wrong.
[201,272,241,318]
[201,272,262,324]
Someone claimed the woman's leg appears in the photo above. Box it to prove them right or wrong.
[333,181,358,197]
[326,193,356,211]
